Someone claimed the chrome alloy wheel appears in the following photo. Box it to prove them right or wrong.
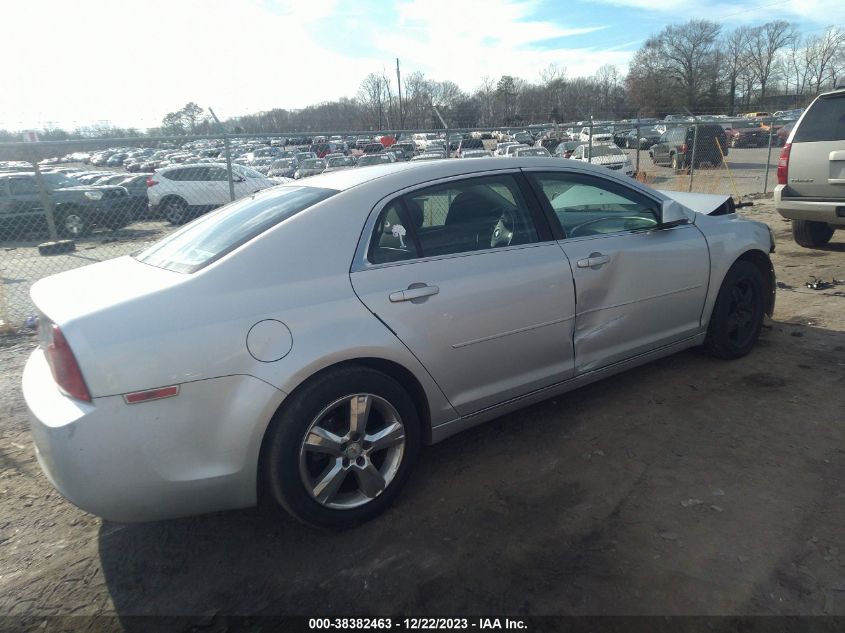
[298,394,406,510]
[64,213,85,236]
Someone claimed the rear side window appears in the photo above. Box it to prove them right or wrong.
[793,95,845,142]
[135,186,337,273]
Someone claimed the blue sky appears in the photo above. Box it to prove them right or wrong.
[1,0,842,130]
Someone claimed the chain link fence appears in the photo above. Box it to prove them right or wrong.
[0,116,792,330]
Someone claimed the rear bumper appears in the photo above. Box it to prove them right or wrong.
[774,186,845,227]
[23,349,285,522]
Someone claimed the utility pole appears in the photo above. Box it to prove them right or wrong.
[396,58,404,131]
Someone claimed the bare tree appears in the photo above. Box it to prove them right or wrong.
[806,26,845,93]
[659,19,721,110]
[723,27,750,115]
[744,20,795,105]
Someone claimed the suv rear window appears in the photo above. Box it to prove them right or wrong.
[793,94,845,142]
[134,186,337,273]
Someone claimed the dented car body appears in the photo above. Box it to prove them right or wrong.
[23,158,775,526]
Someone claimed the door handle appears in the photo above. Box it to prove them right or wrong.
[576,253,611,269]
[389,284,440,303]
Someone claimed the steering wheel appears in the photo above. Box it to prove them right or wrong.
[490,209,515,247]
[568,216,658,238]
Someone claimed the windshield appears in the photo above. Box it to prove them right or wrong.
[272,159,294,168]
[327,157,353,167]
[302,159,325,169]
[134,186,337,273]
[517,148,549,156]
[42,173,84,188]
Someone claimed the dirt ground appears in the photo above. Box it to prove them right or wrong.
[0,198,844,628]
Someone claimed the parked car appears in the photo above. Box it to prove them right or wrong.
[146,163,276,224]
[357,153,394,167]
[456,138,485,157]
[553,141,581,158]
[775,86,845,247]
[0,172,132,238]
[324,156,356,172]
[650,124,728,170]
[362,143,385,155]
[457,149,490,159]
[569,143,634,176]
[725,125,769,148]
[776,121,794,147]
[23,157,775,528]
[294,159,327,179]
[116,174,153,219]
[514,147,551,157]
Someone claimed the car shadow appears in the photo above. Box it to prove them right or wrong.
[96,323,845,624]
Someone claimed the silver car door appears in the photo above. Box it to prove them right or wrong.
[526,170,710,374]
[350,173,576,416]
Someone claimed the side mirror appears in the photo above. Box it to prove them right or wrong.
[660,199,691,227]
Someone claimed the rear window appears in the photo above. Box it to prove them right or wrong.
[793,94,845,142]
[134,186,337,273]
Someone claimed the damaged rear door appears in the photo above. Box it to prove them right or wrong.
[525,171,710,373]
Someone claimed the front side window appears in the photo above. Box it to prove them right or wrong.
[529,173,659,238]
[399,174,538,258]
[9,178,38,195]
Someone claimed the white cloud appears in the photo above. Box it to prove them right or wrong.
[0,0,651,130]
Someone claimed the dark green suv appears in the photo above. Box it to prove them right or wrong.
[649,124,729,170]
[0,172,133,240]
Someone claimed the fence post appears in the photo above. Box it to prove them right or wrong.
[763,114,776,194]
[635,116,641,175]
[588,116,593,162]
[687,121,699,192]
[31,160,59,241]
[209,108,235,202]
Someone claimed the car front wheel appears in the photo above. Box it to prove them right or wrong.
[58,206,91,238]
[791,219,834,248]
[263,366,420,529]
[703,260,764,359]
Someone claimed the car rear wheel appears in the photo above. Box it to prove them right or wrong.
[163,198,189,225]
[703,260,764,360]
[263,366,420,529]
[791,219,834,248]
[671,153,681,171]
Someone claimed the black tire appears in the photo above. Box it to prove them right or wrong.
[57,206,91,238]
[37,240,76,256]
[163,197,189,225]
[792,219,834,248]
[703,260,765,360]
[671,153,681,171]
[263,366,420,529]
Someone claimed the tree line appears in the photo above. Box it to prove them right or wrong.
[1,20,842,144]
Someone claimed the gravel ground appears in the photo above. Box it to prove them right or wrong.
[1,199,843,628]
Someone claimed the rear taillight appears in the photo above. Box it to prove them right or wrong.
[44,324,91,402]
[146,176,158,187]
[777,143,791,186]
[680,143,688,154]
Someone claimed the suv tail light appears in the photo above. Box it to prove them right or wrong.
[680,143,688,154]
[43,323,91,402]
[777,143,791,186]
[146,176,158,187]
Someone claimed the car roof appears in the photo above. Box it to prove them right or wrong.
[284,156,644,193]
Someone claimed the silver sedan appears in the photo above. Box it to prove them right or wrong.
[23,158,775,528]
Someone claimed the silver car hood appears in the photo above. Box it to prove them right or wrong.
[658,190,730,215]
